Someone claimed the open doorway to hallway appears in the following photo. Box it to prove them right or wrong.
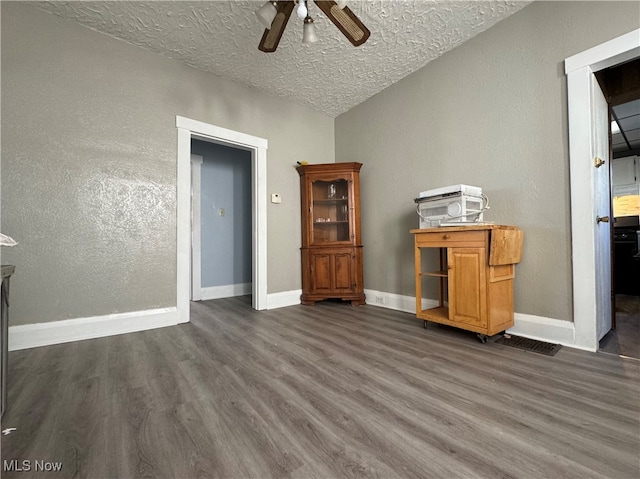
[176,115,268,320]
[190,139,252,302]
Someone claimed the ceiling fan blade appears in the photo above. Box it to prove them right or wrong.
[313,1,370,47]
[259,1,295,53]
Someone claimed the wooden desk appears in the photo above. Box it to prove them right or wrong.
[411,225,523,342]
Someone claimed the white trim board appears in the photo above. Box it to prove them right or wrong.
[364,289,577,349]
[364,288,437,313]
[266,287,576,351]
[564,28,640,75]
[266,289,302,309]
[8,307,177,351]
[264,289,437,312]
[8,290,577,351]
[176,116,268,326]
[177,117,268,150]
[564,28,640,352]
[508,313,577,350]
[190,154,203,302]
[8,291,300,352]
[200,283,252,301]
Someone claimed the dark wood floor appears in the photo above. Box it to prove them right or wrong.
[2,297,639,479]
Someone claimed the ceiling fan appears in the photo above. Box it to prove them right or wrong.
[256,0,371,53]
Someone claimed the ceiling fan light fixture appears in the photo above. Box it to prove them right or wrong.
[257,0,369,52]
[302,16,318,44]
[256,1,278,29]
[296,0,308,20]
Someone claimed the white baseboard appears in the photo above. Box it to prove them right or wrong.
[364,289,580,349]
[364,289,438,313]
[264,289,437,313]
[8,307,178,351]
[200,283,251,301]
[508,312,579,349]
[12,289,576,352]
[267,289,302,309]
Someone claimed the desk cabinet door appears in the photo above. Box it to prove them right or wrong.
[448,248,487,327]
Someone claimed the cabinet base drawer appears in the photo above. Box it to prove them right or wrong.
[415,230,486,248]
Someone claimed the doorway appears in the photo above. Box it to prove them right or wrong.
[190,139,253,301]
[176,116,268,324]
[595,61,640,358]
[565,28,640,351]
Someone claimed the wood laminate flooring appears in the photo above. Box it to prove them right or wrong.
[2,297,639,479]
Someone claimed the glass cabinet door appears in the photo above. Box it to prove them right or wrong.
[310,177,351,244]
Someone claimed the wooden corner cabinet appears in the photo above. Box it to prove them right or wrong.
[297,162,365,305]
[410,225,523,342]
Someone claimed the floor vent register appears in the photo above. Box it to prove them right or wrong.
[494,335,562,356]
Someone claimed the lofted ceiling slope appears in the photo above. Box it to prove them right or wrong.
[29,1,531,117]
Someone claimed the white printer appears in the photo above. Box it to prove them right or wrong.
[414,184,487,228]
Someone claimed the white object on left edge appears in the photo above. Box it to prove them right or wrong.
[0,233,18,247]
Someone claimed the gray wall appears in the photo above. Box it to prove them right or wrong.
[336,1,640,323]
[191,140,252,288]
[1,2,334,326]
[3,1,638,329]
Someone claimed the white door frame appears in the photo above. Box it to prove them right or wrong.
[565,29,640,351]
[190,154,203,302]
[176,116,268,323]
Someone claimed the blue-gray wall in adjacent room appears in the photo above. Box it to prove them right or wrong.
[191,139,252,288]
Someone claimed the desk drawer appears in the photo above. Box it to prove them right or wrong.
[415,230,486,248]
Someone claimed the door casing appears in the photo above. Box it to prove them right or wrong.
[176,116,268,324]
[565,29,640,351]
[191,154,203,302]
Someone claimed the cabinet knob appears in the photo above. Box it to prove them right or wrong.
[442,234,450,240]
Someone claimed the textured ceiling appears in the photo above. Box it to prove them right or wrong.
[31,0,531,117]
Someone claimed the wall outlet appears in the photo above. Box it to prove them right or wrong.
[375,295,385,304]
[271,193,282,204]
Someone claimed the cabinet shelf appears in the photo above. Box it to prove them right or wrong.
[418,306,449,321]
[314,198,348,204]
[421,270,449,278]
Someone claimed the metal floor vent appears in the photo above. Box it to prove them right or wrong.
[494,335,562,356]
